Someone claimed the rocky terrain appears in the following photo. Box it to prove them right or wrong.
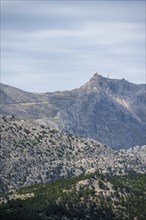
[0,115,146,194]
[0,74,146,149]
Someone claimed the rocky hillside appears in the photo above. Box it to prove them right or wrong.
[0,74,146,149]
[0,116,146,193]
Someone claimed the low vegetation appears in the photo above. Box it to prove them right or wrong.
[0,172,146,220]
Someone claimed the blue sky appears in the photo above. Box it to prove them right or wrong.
[1,0,145,92]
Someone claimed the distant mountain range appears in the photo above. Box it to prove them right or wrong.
[0,73,146,149]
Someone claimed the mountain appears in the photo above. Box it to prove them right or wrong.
[0,74,146,149]
[1,75,146,220]
[0,116,146,193]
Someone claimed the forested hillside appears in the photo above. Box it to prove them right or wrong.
[0,172,146,220]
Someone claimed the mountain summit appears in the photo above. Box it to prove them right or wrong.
[0,74,146,149]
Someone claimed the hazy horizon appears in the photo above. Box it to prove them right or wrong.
[1,0,145,92]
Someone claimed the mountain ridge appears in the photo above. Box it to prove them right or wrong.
[0,74,146,149]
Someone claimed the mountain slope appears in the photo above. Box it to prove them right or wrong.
[0,116,146,193]
[59,74,146,149]
[0,74,146,149]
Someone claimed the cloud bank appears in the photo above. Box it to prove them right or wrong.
[1,0,145,92]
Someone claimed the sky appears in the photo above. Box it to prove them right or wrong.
[1,0,145,92]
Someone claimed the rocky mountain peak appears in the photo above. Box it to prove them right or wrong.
[90,72,101,81]
[80,73,103,91]
[81,73,145,97]
[87,74,127,91]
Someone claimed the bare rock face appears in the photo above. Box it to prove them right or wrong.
[0,74,146,149]
[0,116,146,192]
[59,74,146,149]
